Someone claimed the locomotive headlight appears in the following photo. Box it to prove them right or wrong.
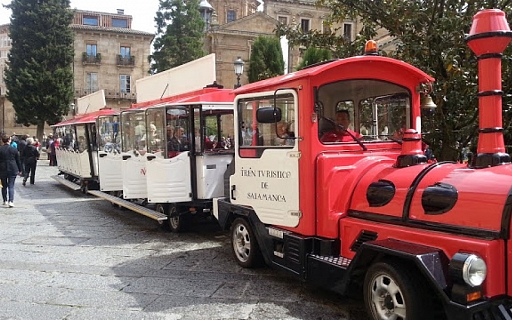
[450,253,487,287]
[462,254,487,287]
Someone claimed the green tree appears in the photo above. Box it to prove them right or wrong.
[5,0,74,137]
[149,0,205,74]
[277,0,512,160]
[248,36,285,83]
[296,47,332,70]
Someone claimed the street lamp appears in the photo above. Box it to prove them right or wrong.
[70,103,76,116]
[233,56,244,89]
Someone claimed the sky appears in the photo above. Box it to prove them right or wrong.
[1,0,162,34]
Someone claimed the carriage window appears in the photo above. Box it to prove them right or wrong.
[54,125,74,150]
[201,109,235,152]
[165,106,191,158]
[121,111,145,152]
[238,93,296,158]
[75,125,88,153]
[98,116,119,153]
[146,108,164,156]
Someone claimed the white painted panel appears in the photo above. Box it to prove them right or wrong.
[98,152,123,191]
[122,152,148,199]
[195,154,233,199]
[146,151,192,203]
[76,90,106,115]
[230,148,300,227]
[135,54,216,103]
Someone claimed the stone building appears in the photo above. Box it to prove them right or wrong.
[202,0,374,88]
[0,24,11,134]
[71,9,154,111]
[0,9,153,137]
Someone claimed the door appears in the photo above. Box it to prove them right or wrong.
[230,90,300,227]
[145,106,193,203]
[97,115,123,191]
[121,110,148,199]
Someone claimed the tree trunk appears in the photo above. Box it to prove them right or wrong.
[36,122,46,142]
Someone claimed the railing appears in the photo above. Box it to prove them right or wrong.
[105,91,137,100]
[116,55,135,66]
[74,88,99,97]
[82,52,101,64]
[74,89,136,101]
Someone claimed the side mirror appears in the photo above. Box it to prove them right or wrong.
[256,107,282,123]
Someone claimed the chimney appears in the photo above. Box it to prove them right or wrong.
[117,9,124,15]
[466,9,512,168]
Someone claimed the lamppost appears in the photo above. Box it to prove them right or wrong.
[233,56,244,89]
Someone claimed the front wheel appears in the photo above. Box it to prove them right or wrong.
[363,260,432,320]
[230,218,263,268]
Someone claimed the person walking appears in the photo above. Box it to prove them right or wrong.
[17,135,27,178]
[21,137,40,186]
[0,134,22,207]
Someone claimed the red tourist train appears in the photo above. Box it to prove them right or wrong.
[213,9,512,320]
[51,8,512,319]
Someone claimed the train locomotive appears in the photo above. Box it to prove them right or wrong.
[213,9,512,320]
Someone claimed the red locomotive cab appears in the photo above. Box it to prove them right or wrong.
[213,8,512,320]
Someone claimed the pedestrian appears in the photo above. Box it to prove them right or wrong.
[50,138,60,166]
[17,135,27,177]
[0,134,22,207]
[33,138,41,152]
[21,137,40,186]
[46,134,53,161]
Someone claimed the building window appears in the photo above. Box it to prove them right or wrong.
[300,19,310,33]
[322,20,331,33]
[343,23,353,42]
[86,73,98,93]
[83,16,99,26]
[0,36,11,48]
[120,75,131,93]
[120,46,131,58]
[278,16,288,25]
[227,10,236,23]
[86,43,97,56]
[112,18,128,28]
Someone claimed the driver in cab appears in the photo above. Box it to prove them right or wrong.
[321,110,362,142]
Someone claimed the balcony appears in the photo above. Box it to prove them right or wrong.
[74,88,99,98]
[117,55,135,66]
[74,89,136,101]
[82,52,101,64]
[105,91,137,101]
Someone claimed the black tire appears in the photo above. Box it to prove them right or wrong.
[363,260,433,320]
[167,203,185,233]
[230,217,263,268]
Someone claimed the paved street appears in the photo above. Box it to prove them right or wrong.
[0,160,368,320]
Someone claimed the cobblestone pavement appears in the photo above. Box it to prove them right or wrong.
[0,160,368,320]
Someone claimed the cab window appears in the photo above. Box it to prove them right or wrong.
[238,93,296,158]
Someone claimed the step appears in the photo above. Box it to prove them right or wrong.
[87,190,168,222]
[309,254,352,267]
[51,175,81,191]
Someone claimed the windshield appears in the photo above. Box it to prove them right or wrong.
[317,79,410,143]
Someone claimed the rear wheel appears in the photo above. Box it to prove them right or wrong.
[167,203,185,232]
[230,218,263,268]
[363,260,432,320]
